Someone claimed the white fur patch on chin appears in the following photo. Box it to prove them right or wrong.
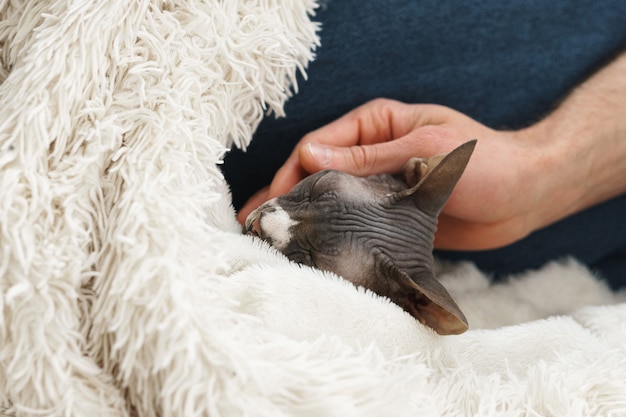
[260,206,298,250]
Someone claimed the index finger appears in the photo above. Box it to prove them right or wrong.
[303,98,420,147]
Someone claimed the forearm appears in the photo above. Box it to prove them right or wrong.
[524,50,626,230]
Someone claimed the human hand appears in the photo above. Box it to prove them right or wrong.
[237,99,541,250]
[238,98,555,250]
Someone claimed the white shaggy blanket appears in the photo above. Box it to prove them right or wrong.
[1,1,625,416]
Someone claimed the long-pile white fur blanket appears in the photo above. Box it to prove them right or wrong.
[1,2,625,416]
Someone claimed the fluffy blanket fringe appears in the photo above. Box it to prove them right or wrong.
[0,1,625,416]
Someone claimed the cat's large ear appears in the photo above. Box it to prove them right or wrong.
[393,140,477,216]
[387,264,468,335]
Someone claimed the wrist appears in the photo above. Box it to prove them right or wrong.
[514,120,578,231]
[503,123,564,236]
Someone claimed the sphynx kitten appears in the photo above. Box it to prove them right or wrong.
[244,140,477,335]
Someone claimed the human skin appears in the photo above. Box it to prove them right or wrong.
[238,51,626,251]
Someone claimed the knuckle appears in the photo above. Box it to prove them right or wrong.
[348,145,377,175]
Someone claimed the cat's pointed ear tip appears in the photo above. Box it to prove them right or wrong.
[457,138,478,157]
[392,269,469,335]
[435,316,469,335]
[412,302,469,335]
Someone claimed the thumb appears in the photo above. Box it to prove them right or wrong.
[299,134,455,176]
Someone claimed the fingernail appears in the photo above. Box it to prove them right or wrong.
[306,143,332,167]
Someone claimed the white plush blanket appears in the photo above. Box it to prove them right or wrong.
[1,2,625,416]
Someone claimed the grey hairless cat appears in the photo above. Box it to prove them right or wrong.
[244,140,477,335]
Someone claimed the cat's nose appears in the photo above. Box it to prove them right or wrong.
[243,211,263,238]
[242,204,277,239]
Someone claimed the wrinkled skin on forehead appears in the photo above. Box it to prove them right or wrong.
[244,140,477,335]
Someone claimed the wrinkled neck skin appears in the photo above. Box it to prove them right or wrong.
[333,199,438,291]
